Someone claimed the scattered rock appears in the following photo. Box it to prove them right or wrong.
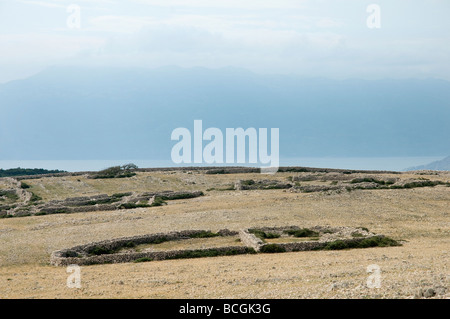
[434,286,447,296]
[423,288,436,298]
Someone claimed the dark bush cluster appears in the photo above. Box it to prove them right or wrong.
[248,229,281,240]
[260,244,286,253]
[351,178,394,185]
[91,163,138,179]
[0,168,66,177]
[188,231,220,238]
[284,228,319,238]
[322,237,400,250]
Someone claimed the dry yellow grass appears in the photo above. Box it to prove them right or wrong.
[0,170,449,299]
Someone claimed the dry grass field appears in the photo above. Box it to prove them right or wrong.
[0,169,448,299]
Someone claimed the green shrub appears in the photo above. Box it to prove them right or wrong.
[402,181,441,189]
[62,251,79,258]
[264,232,281,239]
[0,191,19,202]
[241,180,255,186]
[283,168,308,172]
[20,182,31,189]
[30,193,42,202]
[260,244,286,253]
[147,237,169,244]
[123,241,136,248]
[351,178,386,185]
[189,231,220,238]
[248,229,265,240]
[168,249,221,259]
[150,197,167,207]
[92,164,138,179]
[159,192,203,201]
[120,202,151,209]
[284,228,319,238]
[206,169,226,174]
[37,208,68,215]
[208,185,235,191]
[389,180,444,190]
[167,247,254,260]
[112,193,131,198]
[351,232,364,238]
[134,257,153,263]
[248,229,281,240]
[323,240,348,250]
[323,237,400,250]
[88,246,116,255]
[35,212,47,216]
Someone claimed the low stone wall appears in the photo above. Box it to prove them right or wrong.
[261,235,384,252]
[239,229,264,251]
[52,246,253,266]
[4,190,204,218]
[237,180,293,190]
[50,226,393,266]
[250,225,301,233]
[51,229,240,266]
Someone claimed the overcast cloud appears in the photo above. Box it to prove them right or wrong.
[0,0,449,82]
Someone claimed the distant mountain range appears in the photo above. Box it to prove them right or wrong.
[0,66,449,160]
[405,156,450,171]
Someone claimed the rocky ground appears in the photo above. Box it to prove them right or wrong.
[0,169,448,299]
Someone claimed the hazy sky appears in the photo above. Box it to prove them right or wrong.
[1,0,449,83]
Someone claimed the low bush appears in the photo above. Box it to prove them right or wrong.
[206,169,226,174]
[88,246,116,255]
[147,237,170,244]
[134,257,153,263]
[35,212,47,216]
[260,244,286,253]
[120,202,151,209]
[189,231,220,238]
[37,208,68,215]
[241,180,255,186]
[159,192,203,201]
[30,193,42,202]
[61,251,79,258]
[351,178,388,185]
[150,197,167,207]
[248,229,280,240]
[0,191,19,202]
[284,228,319,238]
[92,164,138,179]
[351,232,364,238]
[123,241,136,248]
[167,247,255,260]
[20,182,31,189]
[323,237,400,250]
